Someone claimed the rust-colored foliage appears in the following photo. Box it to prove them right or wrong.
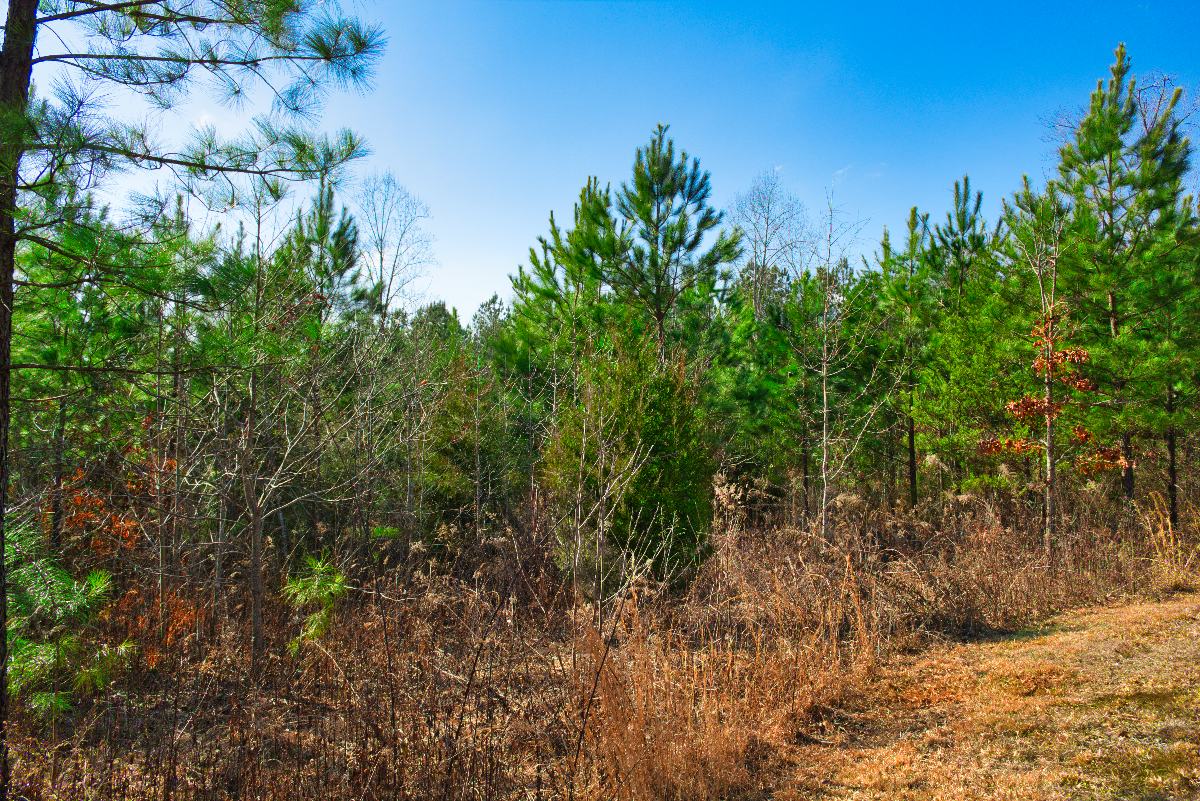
[1076,446,1132,477]
[59,475,141,557]
[111,585,209,668]
[1005,397,1065,422]
[983,311,1124,477]
[59,441,186,556]
[978,436,1043,456]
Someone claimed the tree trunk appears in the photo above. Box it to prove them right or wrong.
[800,439,810,521]
[248,496,265,675]
[474,382,482,541]
[277,508,290,571]
[244,365,264,670]
[819,315,830,541]
[907,406,918,509]
[1043,369,1055,562]
[1120,431,1134,501]
[171,299,185,578]
[1166,388,1178,531]
[1108,291,1134,503]
[0,4,40,797]
[357,384,375,553]
[885,431,896,508]
[49,398,66,551]
[655,313,667,363]
[404,420,414,562]
[212,492,226,637]
[240,369,264,674]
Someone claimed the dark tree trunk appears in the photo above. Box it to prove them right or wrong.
[907,409,918,509]
[1043,359,1056,561]
[49,398,66,551]
[212,491,227,637]
[1167,429,1178,531]
[0,3,39,797]
[243,370,265,674]
[246,492,265,675]
[1108,291,1134,505]
[885,431,896,507]
[1167,388,1178,531]
[800,440,811,520]
[277,507,290,570]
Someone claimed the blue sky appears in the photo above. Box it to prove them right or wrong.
[318,1,1199,317]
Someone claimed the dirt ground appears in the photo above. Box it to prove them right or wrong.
[776,593,1200,800]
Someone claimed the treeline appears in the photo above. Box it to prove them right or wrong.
[6,42,1199,729]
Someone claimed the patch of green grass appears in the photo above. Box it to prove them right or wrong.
[1064,744,1199,800]
[1084,688,1185,711]
[959,621,1068,645]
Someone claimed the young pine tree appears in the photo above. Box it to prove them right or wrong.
[1056,44,1196,510]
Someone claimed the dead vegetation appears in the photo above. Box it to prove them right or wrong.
[11,498,1199,800]
[779,594,1200,800]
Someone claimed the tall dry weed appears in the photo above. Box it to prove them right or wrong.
[14,497,1187,800]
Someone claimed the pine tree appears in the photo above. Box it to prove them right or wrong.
[879,208,934,507]
[921,177,1003,486]
[932,176,991,306]
[1056,43,1195,509]
[609,124,742,358]
[0,4,382,787]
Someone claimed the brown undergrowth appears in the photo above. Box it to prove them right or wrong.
[12,501,1197,800]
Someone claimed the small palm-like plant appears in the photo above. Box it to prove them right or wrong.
[282,555,348,655]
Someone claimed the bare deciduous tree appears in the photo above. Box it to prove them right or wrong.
[787,198,901,541]
[729,171,809,317]
[356,172,432,324]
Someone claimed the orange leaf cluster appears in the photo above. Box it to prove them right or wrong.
[1065,376,1096,392]
[102,516,141,553]
[1060,346,1090,364]
[65,488,105,533]
[62,473,143,556]
[1076,446,1131,476]
[978,436,1043,456]
[1032,347,1092,379]
[1006,396,1064,421]
[1030,319,1056,341]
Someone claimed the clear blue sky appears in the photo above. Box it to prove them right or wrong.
[321,1,1200,318]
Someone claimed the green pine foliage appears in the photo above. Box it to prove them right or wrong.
[282,556,349,655]
[6,525,132,720]
[1056,44,1199,500]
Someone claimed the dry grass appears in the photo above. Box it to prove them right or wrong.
[777,594,1200,800]
[12,499,1198,800]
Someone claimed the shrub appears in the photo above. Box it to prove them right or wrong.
[282,555,349,655]
[6,524,133,720]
